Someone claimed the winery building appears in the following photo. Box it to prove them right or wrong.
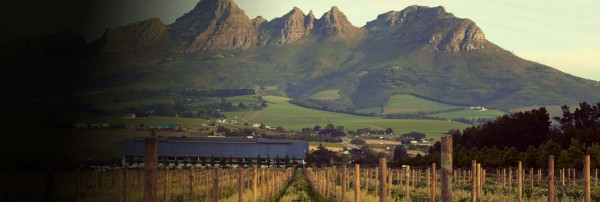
[124,137,309,164]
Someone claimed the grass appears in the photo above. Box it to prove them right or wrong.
[383,94,460,114]
[309,90,341,101]
[429,109,507,120]
[250,96,469,140]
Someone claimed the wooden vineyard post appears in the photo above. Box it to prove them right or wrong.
[375,169,379,200]
[426,168,430,194]
[355,164,360,202]
[518,161,522,202]
[594,168,598,187]
[211,167,219,202]
[585,155,591,202]
[431,163,436,202]
[164,168,170,202]
[253,165,257,202]
[189,172,194,199]
[471,160,477,202]
[144,132,158,202]
[548,155,555,202]
[122,167,128,202]
[441,136,452,202]
[509,167,512,195]
[379,158,387,202]
[342,165,347,202]
[561,168,565,186]
[530,168,534,191]
[238,168,244,202]
[405,165,410,201]
[478,163,482,198]
[502,169,506,187]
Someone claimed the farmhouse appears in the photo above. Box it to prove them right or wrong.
[124,137,309,164]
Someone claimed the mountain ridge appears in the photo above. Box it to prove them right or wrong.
[1,0,599,113]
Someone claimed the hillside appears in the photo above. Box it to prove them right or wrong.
[223,96,469,139]
[1,0,600,115]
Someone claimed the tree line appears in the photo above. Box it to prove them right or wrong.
[403,102,600,169]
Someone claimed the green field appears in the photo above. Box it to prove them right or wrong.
[248,96,469,139]
[309,90,341,100]
[429,109,506,120]
[383,94,460,114]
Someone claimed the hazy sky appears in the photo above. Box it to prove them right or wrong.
[2,0,599,81]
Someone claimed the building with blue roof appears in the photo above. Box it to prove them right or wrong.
[124,137,309,165]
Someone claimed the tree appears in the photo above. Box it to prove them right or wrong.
[284,155,290,168]
[350,138,366,145]
[393,145,408,161]
[266,155,272,167]
[385,128,394,135]
[313,125,321,131]
[257,155,262,167]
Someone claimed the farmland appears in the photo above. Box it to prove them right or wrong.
[383,94,459,114]
[309,90,342,100]
[429,109,507,120]
[232,96,469,139]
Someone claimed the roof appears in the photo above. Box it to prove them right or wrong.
[124,137,308,159]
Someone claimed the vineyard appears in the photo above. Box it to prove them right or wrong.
[5,136,600,202]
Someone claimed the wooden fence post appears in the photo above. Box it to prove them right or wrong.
[518,161,522,202]
[211,167,219,202]
[441,136,452,202]
[478,164,483,198]
[509,167,512,195]
[585,155,591,202]
[122,167,128,202]
[164,168,169,202]
[471,160,476,202]
[405,165,410,201]
[342,165,347,202]
[238,168,244,202]
[355,164,360,202]
[431,163,436,202]
[379,158,387,202]
[253,165,257,202]
[548,155,554,202]
[144,132,158,202]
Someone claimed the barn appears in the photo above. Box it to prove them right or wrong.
[124,137,309,164]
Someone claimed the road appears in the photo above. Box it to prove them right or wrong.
[341,138,360,150]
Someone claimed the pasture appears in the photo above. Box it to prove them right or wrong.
[246,96,469,139]
[383,94,460,114]
[429,109,506,120]
[309,90,342,100]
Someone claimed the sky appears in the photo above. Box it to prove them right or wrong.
[1,0,599,81]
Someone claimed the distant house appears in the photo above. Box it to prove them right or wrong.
[123,137,309,165]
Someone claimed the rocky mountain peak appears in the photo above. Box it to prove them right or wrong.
[97,18,169,54]
[169,0,257,52]
[314,6,363,40]
[365,5,485,52]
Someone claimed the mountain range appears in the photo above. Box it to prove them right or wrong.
[2,0,599,113]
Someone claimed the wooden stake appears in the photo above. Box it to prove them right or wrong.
[144,133,158,202]
[548,155,555,202]
[518,161,522,202]
[355,164,360,202]
[379,158,387,202]
[253,165,257,202]
[441,136,452,202]
[472,160,477,202]
[431,163,436,202]
[164,168,170,202]
[406,165,410,201]
[585,155,591,202]
[341,165,347,202]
